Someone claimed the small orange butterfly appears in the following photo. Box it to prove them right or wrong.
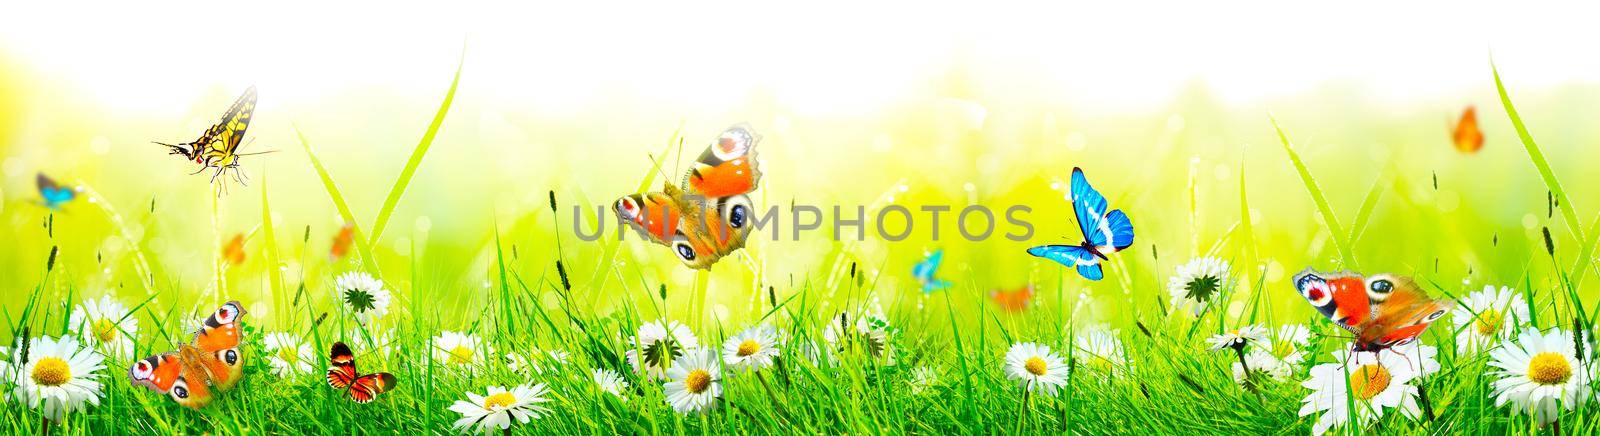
[989,285,1034,312]
[1451,106,1483,154]
[330,224,355,260]
[222,234,246,266]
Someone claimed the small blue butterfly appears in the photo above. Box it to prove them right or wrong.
[36,173,75,211]
[913,249,953,293]
[1027,167,1134,281]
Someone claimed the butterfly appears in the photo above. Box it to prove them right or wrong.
[1027,167,1135,280]
[330,223,355,260]
[326,342,397,404]
[614,124,761,269]
[223,234,246,266]
[1292,269,1449,352]
[1451,106,1483,154]
[156,86,259,184]
[35,173,75,211]
[128,301,247,409]
[912,249,953,292]
[989,285,1034,312]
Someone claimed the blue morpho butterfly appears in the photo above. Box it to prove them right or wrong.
[36,173,75,211]
[912,249,953,293]
[1027,167,1134,281]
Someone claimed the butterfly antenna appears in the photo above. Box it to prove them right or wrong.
[645,154,673,188]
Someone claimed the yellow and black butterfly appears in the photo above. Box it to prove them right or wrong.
[156,86,266,184]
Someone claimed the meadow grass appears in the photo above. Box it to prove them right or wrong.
[4,60,1600,435]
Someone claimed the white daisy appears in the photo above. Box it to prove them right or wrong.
[10,336,105,421]
[909,365,940,394]
[1206,325,1269,351]
[448,383,553,432]
[722,325,780,372]
[663,348,722,414]
[1231,350,1290,386]
[593,368,629,401]
[1074,328,1125,375]
[1452,285,1530,354]
[1389,342,1441,378]
[68,295,138,360]
[333,271,392,321]
[625,319,700,380]
[823,306,896,365]
[432,331,493,369]
[506,349,571,375]
[1299,349,1423,435]
[1269,324,1312,365]
[1167,257,1230,316]
[263,332,314,378]
[1003,342,1069,395]
[1488,328,1593,425]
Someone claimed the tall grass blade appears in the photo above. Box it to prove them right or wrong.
[1493,62,1581,241]
[368,47,465,246]
[1271,116,1358,269]
[295,126,382,277]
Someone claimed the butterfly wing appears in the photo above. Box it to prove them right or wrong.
[347,373,397,404]
[683,124,761,198]
[191,301,246,390]
[1027,245,1104,281]
[1452,106,1483,154]
[129,352,215,408]
[1292,269,1372,333]
[327,341,358,390]
[200,86,257,167]
[223,234,246,265]
[36,173,74,210]
[1071,168,1134,253]
[676,125,762,269]
[1357,274,1450,350]
[989,285,1033,312]
[913,250,952,292]
[331,224,355,260]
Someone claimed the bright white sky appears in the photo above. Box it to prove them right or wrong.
[3,1,1598,114]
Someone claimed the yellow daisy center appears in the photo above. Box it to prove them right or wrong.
[1474,309,1504,336]
[483,392,516,409]
[736,339,761,357]
[31,357,72,386]
[448,346,475,364]
[276,347,300,366]
[92,318,119,342]
[1528,352,1573,385]
[1271,340,1296,359]
[1024,356,1049,376]
[685,369,712,393]
[1348,364,1391,400]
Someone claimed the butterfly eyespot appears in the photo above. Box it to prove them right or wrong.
[1370,279,1393,293]
[220,349,239,365]
[729,204,748,228]
[616,198,641,219]
[1423,309,1446,322]
[172,384,189,399]
[673,241,696,261]
[714,126,754,161]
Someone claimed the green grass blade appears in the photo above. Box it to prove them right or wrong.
[295,126,382,277]
[367,47,465,246]
[1347,167,1387,245]
[1493,62,1582,240]
[260,171,285,297]
[1271,116,1358,269]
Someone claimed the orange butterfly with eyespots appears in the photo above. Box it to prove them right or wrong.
[1292,269,1449,352]
[614,125,762,269]
[128,301,247,409]
[326,342,397,403]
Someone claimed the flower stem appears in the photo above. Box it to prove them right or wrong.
[1418,384,1435,421]
[1233,345,1252,390]
[755,371,794,425]
[1015,385,1031,433]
